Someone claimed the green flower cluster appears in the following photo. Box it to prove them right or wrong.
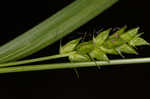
[60,26,149,62]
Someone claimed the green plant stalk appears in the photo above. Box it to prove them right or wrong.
[0,0,118,63]
[0,57,150,74]
[0,52,75,67]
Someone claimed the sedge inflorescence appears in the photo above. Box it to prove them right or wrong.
[59,26,149,62]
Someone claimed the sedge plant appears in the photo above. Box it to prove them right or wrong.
[0,0,150,74]
[0,26,149,73]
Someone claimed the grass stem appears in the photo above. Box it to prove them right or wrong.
[0,57,150,74]
[0,52,75,67]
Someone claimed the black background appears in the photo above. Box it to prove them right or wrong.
[0,0,149,98]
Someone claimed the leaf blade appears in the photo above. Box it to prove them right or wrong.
[0,0,118,63]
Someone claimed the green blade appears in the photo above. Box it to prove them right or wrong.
[0,0,118,63]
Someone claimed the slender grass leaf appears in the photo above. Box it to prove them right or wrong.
[0,0,118,63]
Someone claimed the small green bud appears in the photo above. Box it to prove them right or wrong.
[60,38,81,54]
[109,25,127,39]
[100,46,118,55]
[69,52,91,62]
[103,37,125,48]
[117,44,137,54]
[129,37,149,47]
[76,41,94,54]
[103,26,127,48]
[94,29,110,47]
[120,27,139,42]
[89,48,109,61]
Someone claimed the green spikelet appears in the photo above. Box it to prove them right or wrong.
[89,48,109,61]
[93,29,110,47]
[102,26,128,48]
[100,46,118,55]
[129,36,149,47]
[69,51,91,62]
[117,44,137,54]
[60,38,81,54]
[120,27,139,42]
[76,41,94,54]
[109,26,127,39]
[59,26,148,62]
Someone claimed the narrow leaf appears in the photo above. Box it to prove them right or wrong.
[0,0,118,63]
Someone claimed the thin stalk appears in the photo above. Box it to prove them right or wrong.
[0,57,150,74]
[0,52,75,67]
